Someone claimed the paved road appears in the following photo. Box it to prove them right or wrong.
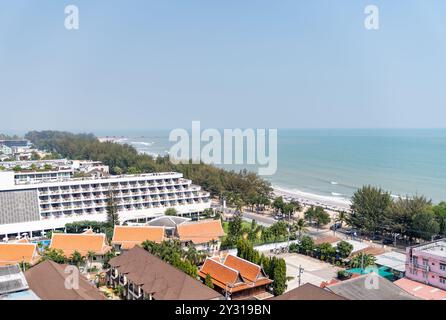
[241,211,276,226]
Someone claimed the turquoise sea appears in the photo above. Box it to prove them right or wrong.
[96,129,446,204]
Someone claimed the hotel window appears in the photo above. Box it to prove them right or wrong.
[422,271,428,279]
[440,263,446,271]
[440,277,446,284]
[423,259,429,266]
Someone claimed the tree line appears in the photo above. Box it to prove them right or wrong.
[348,185,446,242]
[25,130,273,203]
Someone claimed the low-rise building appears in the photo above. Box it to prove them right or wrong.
[111,225,165,251]
[269,282,346,300]
[176,219,225,254]
[325,273,418,300]
[405,239,446,290]
[107,246,223,300]
[0,264,39,300]
[199,254,273,300]
[394,277,446,300]
[0,241,40,266]
[49,232,111,267]
[25,260,105,300]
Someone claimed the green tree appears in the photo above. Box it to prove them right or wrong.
[349,186,392,236]
[350,253,376,269]
[314,208,331,228]
[272,258,287,296]
[228,213,243,238]
[299,235,314,255]
[336,240,354,259]
[165,207,178,216]
[41,248,66,264]
[87,250,96,270]
[317,243,336,258]
[106,188,119,227]
[272,197,285,214]
[70,250,85,267]
[205,273,214,289]
[433,202,446,236]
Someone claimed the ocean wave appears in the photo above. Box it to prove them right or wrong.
[273,185,351,208]
[331,192,344,197]
[131,141,154,146]
[330,181,338,185]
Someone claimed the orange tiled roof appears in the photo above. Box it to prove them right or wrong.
[0,242,39,266]
[50,233,111,257]
[112,226,165,249]
[198,255,273,293]
[177,219,225,244]
[224,254,262,282]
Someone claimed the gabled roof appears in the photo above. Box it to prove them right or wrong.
[112,226,165,249]
[109,246,222,300]
[198,255,273,293]
[50,233,111,257]
[269,283,346,300]
[147,216,190,228]
[0,243,39,266]
[25,260,105,300]
[224,254,263,282]
[177,219,225,244]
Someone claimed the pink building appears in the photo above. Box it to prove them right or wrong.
[406,239,446,290]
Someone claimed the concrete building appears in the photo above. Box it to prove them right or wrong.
[0,171,211,238]
[406,239,446,290]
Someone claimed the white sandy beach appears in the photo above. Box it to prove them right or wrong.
[273,186,352,212]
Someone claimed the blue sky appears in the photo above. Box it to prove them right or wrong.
[1,0,445,132]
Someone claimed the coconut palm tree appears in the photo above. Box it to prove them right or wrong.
[70,250,85,268]
[87,251,96,271]
[293,218,308,239]
[349,253,376,269]
[336,211,348,228]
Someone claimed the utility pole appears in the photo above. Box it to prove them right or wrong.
[298,265,304,287]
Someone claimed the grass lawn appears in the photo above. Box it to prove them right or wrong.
[222,221,252,234]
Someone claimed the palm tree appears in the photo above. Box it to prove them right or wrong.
[293,218,308,239]
[87,251,96,271]
[70,250,85,269]
[349,253,376,269]
[336,211,348,228]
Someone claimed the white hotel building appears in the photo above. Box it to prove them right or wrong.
[0,170,211,239]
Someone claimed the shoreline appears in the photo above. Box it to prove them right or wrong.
[273,185,352,212]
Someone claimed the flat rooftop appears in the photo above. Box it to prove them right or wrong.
[413,240,446,258]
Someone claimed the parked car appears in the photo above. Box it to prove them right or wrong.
[382,238,394,245]
[330,223,342,231]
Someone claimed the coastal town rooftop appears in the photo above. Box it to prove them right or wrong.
[176,219,225,244]
[0,170,186,188]
[394,278,446,300]
[412,239,446,258]
[50,232,111,257]
[0,242,40,266]
[269,283,346,300]
[112,225,165,249]
[25,260,105,300]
